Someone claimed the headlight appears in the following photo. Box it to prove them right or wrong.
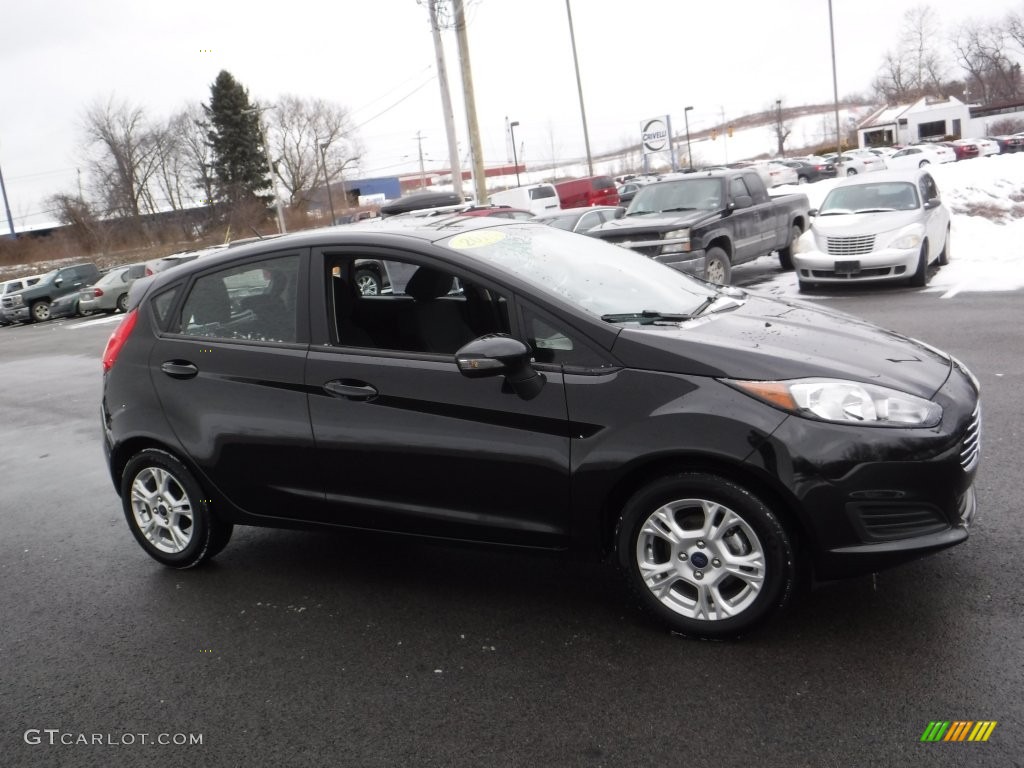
[888,227,923,250]
[661,228,691,254]
[726,377,942,427]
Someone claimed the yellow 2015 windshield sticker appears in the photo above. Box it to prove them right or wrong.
[448,230,506,249]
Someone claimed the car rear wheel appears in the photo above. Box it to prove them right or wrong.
[846,168,858,177]
[919,160,931,168]
[30,300,51,322]
[616,473,795,639]
[703,247,732,286]
[355,268,382,296]
[121,449,233,568]
[937,228,951,266]
[797,176,809,184]
[909,242,930,287]
[116,293,129,313]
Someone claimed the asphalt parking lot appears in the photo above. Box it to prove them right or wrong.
[1,279,1022,768]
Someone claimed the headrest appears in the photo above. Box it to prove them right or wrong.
[405,266,455,300]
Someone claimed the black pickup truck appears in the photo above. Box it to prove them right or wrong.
[589,169,810,285]
[0,262,101,323]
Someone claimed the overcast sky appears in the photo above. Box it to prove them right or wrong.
[2,0,1021,229]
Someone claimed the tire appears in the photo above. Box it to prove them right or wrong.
[846,168,858,177]
[797,175,809,184]
[30,300,51,323]
[116,293,129,313]
[797,279,816,293]
[919,160,931,168]
[703,247,732,286]
[909,242,930,287]
[121,449,233,568]
[937,228,951,266]
[355,268,381,296]
[777,224,802,270]
[616,473,795,639]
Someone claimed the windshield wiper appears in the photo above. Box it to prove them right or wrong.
[659,207,698,212]
[601,301,714,325]
[819,209,853,215]
[853,207,896,213]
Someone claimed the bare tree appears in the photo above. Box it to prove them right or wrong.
[873,5,948,103]
[47,192,107,252]
[82,98,161,225]
[267,95,362,211]
[174,103,217,210]
[952,19,1023,104]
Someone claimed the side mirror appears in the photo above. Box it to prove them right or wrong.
[923,198,941,210]
[456,334,545,401]
[614,207,626,219]
[54,277,64,287]
[809,208,819,217]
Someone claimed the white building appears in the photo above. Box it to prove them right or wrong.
[858,96,1024,147]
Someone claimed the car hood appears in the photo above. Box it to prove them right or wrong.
[591,210,712,237]
[611,293,951,398]
[810,210,923,237]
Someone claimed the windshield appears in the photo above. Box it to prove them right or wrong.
[627,178,723,215]
[819,182,920,214]
[537,215,577,231]
[439,224,717,318]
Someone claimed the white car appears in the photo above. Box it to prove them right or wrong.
[884,144,955,171]
[843,149,888,173]
[822,152,869,176]
[748,160,799,187]
[793,168,950,291]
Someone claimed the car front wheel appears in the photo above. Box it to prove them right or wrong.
[30,300,51,322]
[909,242,930,287]
[937,228,951,266]
[703,247,732,286]
[616,473,795,639]
[121,449,233,568]
[846,168,858,176]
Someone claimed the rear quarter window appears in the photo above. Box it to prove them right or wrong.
[151,286,182,331]
[592,176,615,190]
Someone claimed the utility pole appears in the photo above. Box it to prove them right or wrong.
[453,0,487,203]
[415,131,427,189]
[319,143,336,224]
[720,106,728,164]
[828,0,844,163]
[565,0,594,176]
[0,160,14,239]
[426,0,464,198]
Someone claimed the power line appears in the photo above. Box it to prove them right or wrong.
[351,76,436,132]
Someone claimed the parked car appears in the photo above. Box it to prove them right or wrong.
[793,168,950,290]
[822,152,869,176]
[590,168,810,282]
[749,160,799,187]
[0,276,43,325]
[986,134,1024,153]
[616,181,646,204]
[49,283,101,320]
[456,205,534,220]
[843,149,888,172]
[554,175,620,208]
[145,245,229,277]
[943,140,978,161]
[0,262,101,323]
[101,217,981,640]
[534,206,623,234]
[884,144,955,171]
[80,263,147,314]
[779,157,838,184]
[488,183,561,216]
[960,137,999,157]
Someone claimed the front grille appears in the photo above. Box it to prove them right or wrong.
[960,403,982,472]
[810,267,894,279]
[601,237,660,257]
[850,503,949,541]
[827,235,875,256]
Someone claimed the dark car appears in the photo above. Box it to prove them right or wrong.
[101,219,981,639]
[0,262,101,323]
[534,206,623,233]
[779,157,838,184]
[986,135,1024,153]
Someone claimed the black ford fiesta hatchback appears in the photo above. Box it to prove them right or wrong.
[101,219,981,638]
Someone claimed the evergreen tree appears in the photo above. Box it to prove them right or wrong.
[204,70,272,210]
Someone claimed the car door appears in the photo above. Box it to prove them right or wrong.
[919,173,949,258]
[303,245,572,548]
[147,249,321,518]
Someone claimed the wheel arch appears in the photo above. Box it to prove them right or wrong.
[704,235,733,259]
[599,453,807,559]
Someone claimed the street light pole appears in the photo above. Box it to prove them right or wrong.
[775,99,783,156]
[828,0,843,165]
[683,106,693,170]
[565,0,594,175]
[319,143,336,225]
[509,121,521,187]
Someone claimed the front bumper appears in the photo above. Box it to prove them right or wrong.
[748,372,980,579]
[2,305,29,322]
[793,245,919,283]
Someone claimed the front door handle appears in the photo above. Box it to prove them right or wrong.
[161,360,199,379]
[324,380,378,401]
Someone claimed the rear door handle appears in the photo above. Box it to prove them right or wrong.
[161,360,199,379]
[324,380,378,401]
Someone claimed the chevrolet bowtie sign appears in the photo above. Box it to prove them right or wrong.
[642,117,670,155]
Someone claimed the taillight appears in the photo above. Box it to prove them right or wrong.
[93,288,104,297]
[102,309,138,373]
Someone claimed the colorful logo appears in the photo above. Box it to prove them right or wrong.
[921,721,997,742]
